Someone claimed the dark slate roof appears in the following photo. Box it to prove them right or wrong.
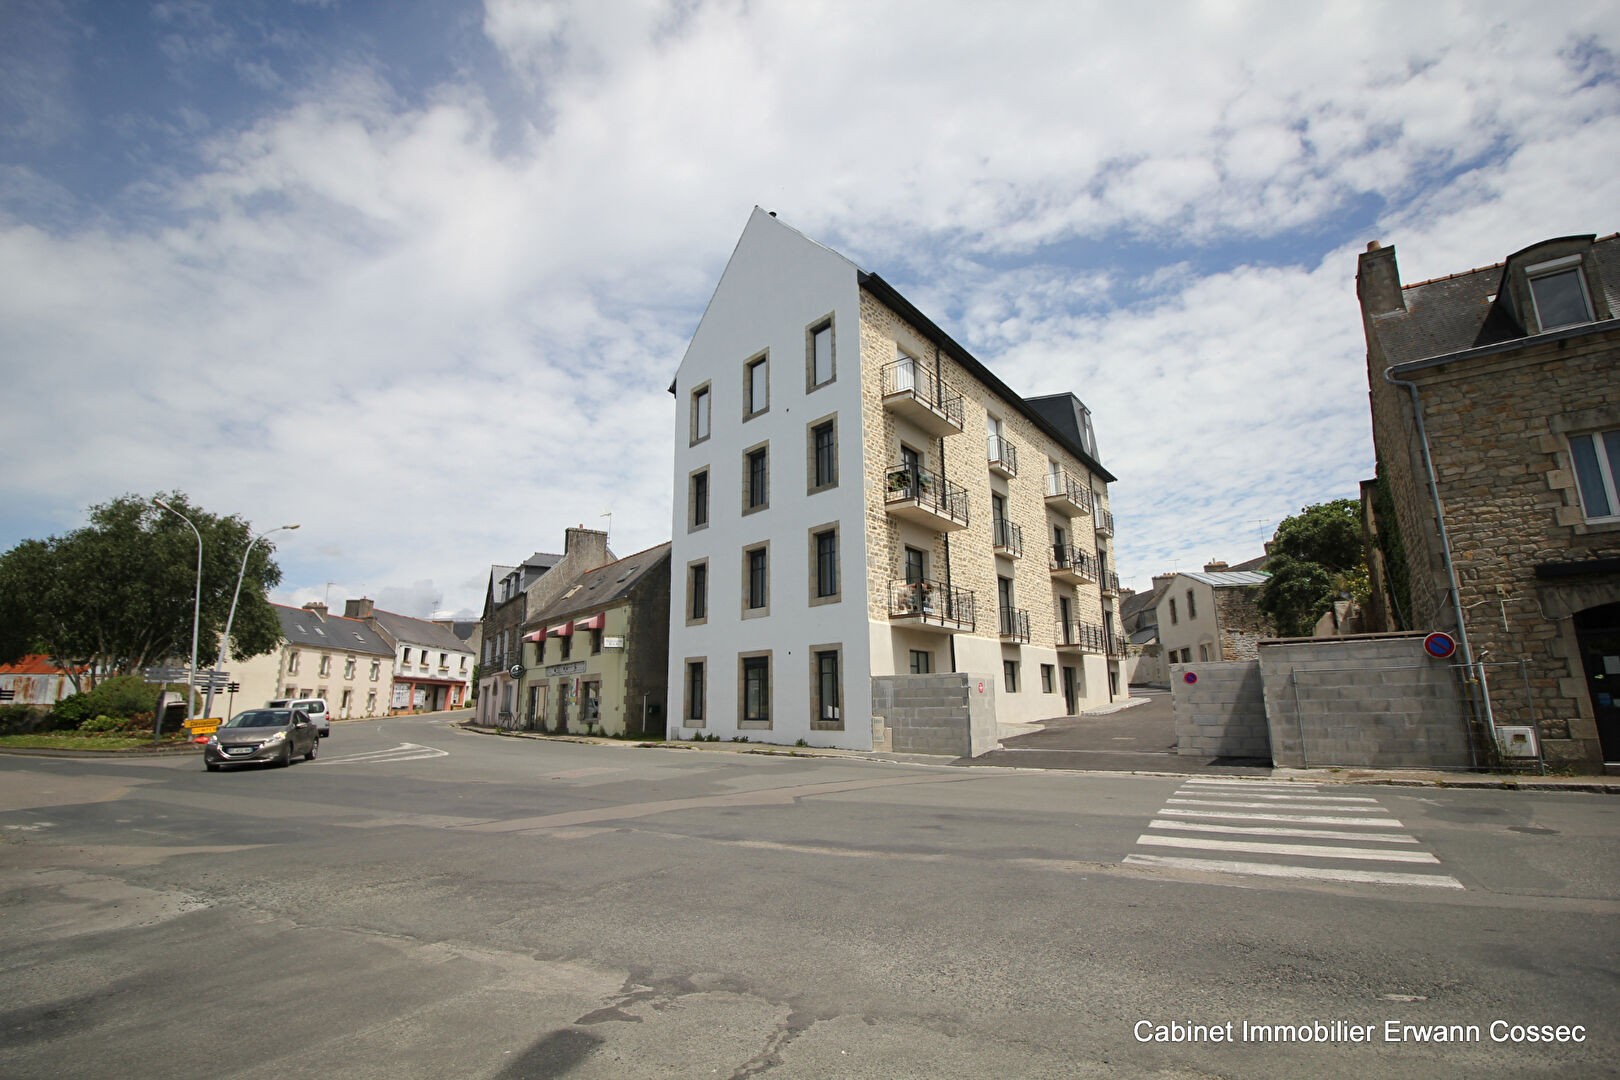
[275,605,393,657]
[1374,233,1620,367]
[367,608,474,652]
[528,543,671,627]
[1119,583,1165,625]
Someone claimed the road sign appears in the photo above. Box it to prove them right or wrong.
[142,667,189,683]
[1184,671,1198,685]
[1423,632,1458,660]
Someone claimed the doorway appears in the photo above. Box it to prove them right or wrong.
[1576,602,1620,762]
[1061,665,1078,716]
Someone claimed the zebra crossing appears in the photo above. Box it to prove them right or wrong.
[1123,778,1463,889]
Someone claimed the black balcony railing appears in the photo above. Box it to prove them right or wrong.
[998,607,1031,642]
[885,464,969,526]
[1049,543,1097,582]
[1055,620,1106,652]
[992,516,1023,557]
[889,578,975,631]
[1098,568,1120,594]
[1044,469,1094,514]
[987,434,1019,476]
[883,360,965,430]
[1107,632,1128,657]
[1094,507,1115,535]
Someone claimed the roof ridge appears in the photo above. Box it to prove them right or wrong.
[1402,261,1503,291]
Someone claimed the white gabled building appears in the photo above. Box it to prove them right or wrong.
[667,209,1125,750]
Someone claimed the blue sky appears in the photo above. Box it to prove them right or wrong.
[4,0,1619,618]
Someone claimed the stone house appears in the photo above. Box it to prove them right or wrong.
[1155,564,1274,665]
[667,208,1124,750]
[1359,233,1620,771]
[519,543,671,738]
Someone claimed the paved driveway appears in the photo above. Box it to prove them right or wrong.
[963,687,1272,774]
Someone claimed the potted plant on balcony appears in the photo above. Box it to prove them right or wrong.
[888,468,912,494]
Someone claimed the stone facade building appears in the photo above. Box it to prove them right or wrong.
[1359,233,1620,771]
[667,208,1124,750]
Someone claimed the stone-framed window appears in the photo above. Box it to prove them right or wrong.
[688,467,710,532]
[743,442,769,515]
[687,559,709,625]
[690,381,712,445]
[742,542,769,618]
[806,315,835,391]
[739,651,772,729]
[1569,428,1620,523]
[683,658,706,726]
[809,524,840,607]
[743,351,770,420]
[810,644,843,730]
[807,415,837,494]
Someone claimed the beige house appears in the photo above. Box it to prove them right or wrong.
[1360,232,1620,770]
[1155,565,1274,666]
[667,208,1125,750]
[228,603,396,721]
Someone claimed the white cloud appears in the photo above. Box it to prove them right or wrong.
[2,0,1618,612]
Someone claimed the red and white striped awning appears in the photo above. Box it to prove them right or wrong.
[572,612,606,632]
[547,622,574,637]
[521,629,546,643]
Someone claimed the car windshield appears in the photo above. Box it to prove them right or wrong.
[225,710,289,728]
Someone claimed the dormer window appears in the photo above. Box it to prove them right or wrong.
[1526,256,1594,332]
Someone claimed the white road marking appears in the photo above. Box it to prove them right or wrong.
[1167,798,1389,812]
[1148,820,1420,843]
[320,742,448,765]
[1159,808,1407,827]
[1124,853,1465,889]
[1173,791,1380,803]
[1135,833,1441,863]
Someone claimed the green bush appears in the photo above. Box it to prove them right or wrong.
[0,703,54,736]
[53,675,171,726]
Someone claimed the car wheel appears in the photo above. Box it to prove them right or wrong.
[278,743,293,768]
[306,739,318,762]
[205,761,220,772]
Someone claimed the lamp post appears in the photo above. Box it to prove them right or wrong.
[204,522,299,722]
[152,497,203,741]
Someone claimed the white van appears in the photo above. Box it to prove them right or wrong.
[267,697,330,737]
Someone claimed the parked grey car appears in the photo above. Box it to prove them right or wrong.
[204,708,319,771]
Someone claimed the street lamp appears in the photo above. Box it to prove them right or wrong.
[152,497,202,740]
[204,522,300,722]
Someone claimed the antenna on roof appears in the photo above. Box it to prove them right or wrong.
[600,510,612,537]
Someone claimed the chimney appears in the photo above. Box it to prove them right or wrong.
[302,601,328,618]
[563,526,611,570]
[345,598,374,620]
[1152,573,1177,592]
[1203,560,1229,573]
[1356,240,1406,316]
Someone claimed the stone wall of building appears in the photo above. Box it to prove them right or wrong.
[870,673,999,757]
[1213,585,1274,661]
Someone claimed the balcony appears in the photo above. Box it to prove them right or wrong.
[998,607,1031,644]
[1106,632,1128,657]
[1044,469,1093,516]
[883,360,964,437]
[1098,568,1120,596]
[1049,543,1097,586]
[1055,621,1106,653]
[890,579,975,634]
[987,435,1019,479]
[991,516,1023,559]
[1094,507,1114,536]
[884,464,969,531]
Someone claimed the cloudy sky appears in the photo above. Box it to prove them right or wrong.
[3,0,1617,618]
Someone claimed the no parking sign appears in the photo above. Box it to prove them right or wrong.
[1423,632,1458,660]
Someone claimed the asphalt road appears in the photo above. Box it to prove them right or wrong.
[2,712,1617,1079]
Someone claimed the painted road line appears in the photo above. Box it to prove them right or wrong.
[1170,791,1380,803]
[1166,798,1390,812]
[1147,821,1420,843]
[1135,834,1441,863]
[1124,853,1465,889]
[321,742,449,765]
[1159,808,1408,827]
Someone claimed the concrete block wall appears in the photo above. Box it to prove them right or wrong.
[871,673,999,757]
[1170,661,1271,758]
[1259,634,1472,768]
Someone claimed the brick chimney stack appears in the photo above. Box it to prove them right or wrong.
[345,598,375,619]
[1356,240,1406,317]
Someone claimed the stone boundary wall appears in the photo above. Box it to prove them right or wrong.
[870,673,999,757]
[1170,661,1270,758]
[1259,634,1472,768]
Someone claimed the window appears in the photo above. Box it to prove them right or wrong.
[745,445,769,512]
[1041,664,1056,693]
[318,654,332,676]
[370,660,380,682]
[344,657,355,679]
[1187,589,1197,620]
[685,660,706,724]
[689,468,710,531]
[812,647,842,729]
[904,546,926,585]
[1003,660,1019,694]
[366,690,377,713]
[691,383,711,444]
[402,647,411,665]
[813,528,838,600]
[560,633,572,660]
[1571,429,1620,521]
[745,544,769,613]
[688,560,709,623]
[809,419,837,492]
[1199,644,1212,662]
[534,637,546,664]
[1169,598,1178,624]
[744,353,769,418]
[909,650,931,674]
[288,651,300,675]
[1527,258,1594,331]
[808,318,835,389]
[740,653,771,726]
[894,348,918,392]
[590,630,602,655]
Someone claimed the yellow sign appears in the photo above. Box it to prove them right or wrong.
[184,718,222,737]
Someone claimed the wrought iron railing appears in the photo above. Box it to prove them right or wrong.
[882,360,964,430]
[1055,620,1106,652]
[999,607,1031,642]
[1044,469,1094,514]
[1094,507,1114,535]
[992,516,1023,556]
[1049,543,1097,582]
[987,434,1019,476]
[889,578,975,631]
[885,464,969,526]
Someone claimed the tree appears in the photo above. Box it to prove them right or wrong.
[0,492,285,690]
[1257,499,1367,637]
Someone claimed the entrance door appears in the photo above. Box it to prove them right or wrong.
[1576,602,1620,762]
[526,685,541,730]
[1061,665,1078,716]
[555,679,571,734]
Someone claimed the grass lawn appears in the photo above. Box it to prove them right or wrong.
[0,732,195,751]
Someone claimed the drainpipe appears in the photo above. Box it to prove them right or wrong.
[936,344,957,674]
[1382,367,1493,737]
